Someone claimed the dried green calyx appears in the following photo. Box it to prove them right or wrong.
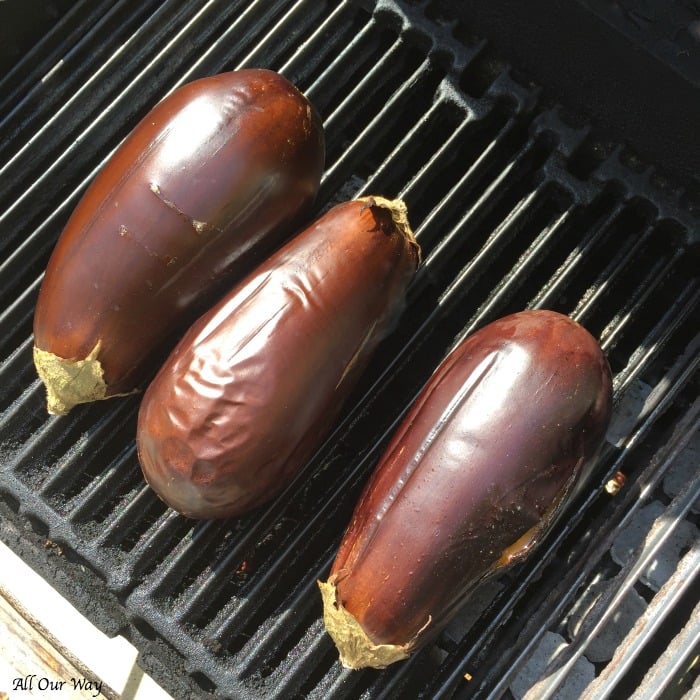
[318,577,419,670]
[33,341,107,415]
[357,195,422,266]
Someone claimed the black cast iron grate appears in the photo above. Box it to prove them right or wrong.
[0,1,698,698]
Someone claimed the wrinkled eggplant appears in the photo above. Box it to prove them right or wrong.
[136,197,421,519]
[319,310,612,669]
[33,68,324,415]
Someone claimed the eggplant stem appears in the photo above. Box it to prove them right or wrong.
[33,341,108,415]
[357,195,422,266]
[318,577,421,670]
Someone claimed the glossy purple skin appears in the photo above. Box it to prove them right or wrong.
[330,310,612,649]
[34,68,324,396]
[137,199,420,519]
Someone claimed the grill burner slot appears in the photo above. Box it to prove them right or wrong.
[0,1,698,698]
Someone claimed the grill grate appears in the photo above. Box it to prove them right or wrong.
[1,1,698,698]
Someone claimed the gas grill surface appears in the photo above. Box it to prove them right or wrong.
[1,1,698,699]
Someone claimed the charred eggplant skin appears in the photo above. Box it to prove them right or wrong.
[33,68,324,414]
[136,197,421,520]
[320,310,612,669]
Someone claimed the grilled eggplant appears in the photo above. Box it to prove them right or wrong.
[319,310,612,669]
[33,68,324,415]
[136,197,421,519]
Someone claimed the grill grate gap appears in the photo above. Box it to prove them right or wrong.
[115,511,194,582]
[295,641,349,698]
[281,3,373,87]
[233,1,336,76]
[0,0,99,113]
[78,465,151,527]
[606,562,700,698]
[319,55,441,202]
[0,0,211,206]
[0,0,167,162]
[0,288,39,363]
[398,94,516,237]
[40,401,137,501]
[465,182,576,322]
[0,338,36,412]
[185,518,302,631]
[308,21,403,135]
[569,203,658,327]
[422,135,557,330]
[102,486,172,550]
[530,187,625,313]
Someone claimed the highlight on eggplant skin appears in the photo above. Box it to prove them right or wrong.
[33,68,325,415]
[319,310,613,670]
[136,196,421,520]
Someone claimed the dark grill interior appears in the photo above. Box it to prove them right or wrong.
[1,1,698,698]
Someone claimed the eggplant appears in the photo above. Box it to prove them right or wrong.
[319,310,612,669]
[33,68,324,415]
[136,197,421,519]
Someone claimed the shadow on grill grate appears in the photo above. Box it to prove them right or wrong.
[0,1,698,699]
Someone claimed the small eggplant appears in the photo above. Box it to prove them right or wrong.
[33,68,324,415]
[136,197,421,519]
[319,310,612,669]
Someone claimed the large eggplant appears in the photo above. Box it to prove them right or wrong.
[136,197,421,519]
[33,68,324,415]
[319,310,612,669]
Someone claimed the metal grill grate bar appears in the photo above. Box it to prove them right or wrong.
[628,598,700,700]
[533,416,700,699]
[0,0,164,140]
[582,540,700,699]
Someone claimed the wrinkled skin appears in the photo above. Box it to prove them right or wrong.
[34,69,324,403]
[137,198,421,519]
[328,310,612,657]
